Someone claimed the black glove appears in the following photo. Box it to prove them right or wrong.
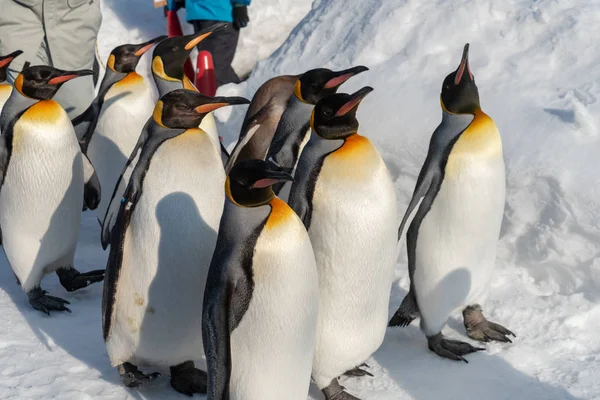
[233,5,249,29]
[172,0,185,10]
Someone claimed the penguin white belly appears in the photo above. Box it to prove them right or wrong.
[0,84,12,125]
[414,154,505,335]
[106,130,224,367]
[230,198,319,400]
[309,135,397,389]
[0,101,83,291]
[199,112,220,150]
[87,74,155,221]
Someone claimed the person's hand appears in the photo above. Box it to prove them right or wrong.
[233,5,249,29]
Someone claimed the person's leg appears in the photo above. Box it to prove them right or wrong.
[192,20,240,87]
[0,0,46,82]
[43,0,102,117]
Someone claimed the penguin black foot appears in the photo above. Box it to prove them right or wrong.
[463,304,516,343]
[170,360,207,396]
[322,378,361,400]
[344,363,373,377]
[427,333,485,363]
[56,267,105,292]
[388,291,419,327]
[118,362,160,388]
[27,287,71,314]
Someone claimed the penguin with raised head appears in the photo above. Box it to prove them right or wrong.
[0,50,23,118]
[203,159,319,400]
[0,66,104,314]
[225,66,368,179]
[288,87,397,400]
[388,44,514,361]
[151,25,229,161]
[72,36,166,220]
[101,89,249,394]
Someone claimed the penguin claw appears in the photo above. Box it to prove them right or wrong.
[322,379,362,400]
[56,267,105,292]
[118,363,160,388]
[27,288,72,315]
[344,365,374,377]
[467,320,516,344]
[427,333,484,363]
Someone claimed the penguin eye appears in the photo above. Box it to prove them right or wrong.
[175,103,188,111]
[322,107,334,118]
[172,46,180,52]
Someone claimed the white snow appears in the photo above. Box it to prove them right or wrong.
[2,0,600,399]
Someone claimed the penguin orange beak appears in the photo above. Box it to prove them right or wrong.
[454,43,473,85]
[336,86,373,116]
[0,50,23,68]
[194,96,250,113]
[134,35,168,57]
[48,69,94,85]
[184,23,227,50]
[324,65,369,89]
[250,169,294,189]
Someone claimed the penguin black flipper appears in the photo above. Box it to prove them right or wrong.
[82,153,101,211]
[225,123,261,173]
[389,111,474,327]
[101,119,151,248]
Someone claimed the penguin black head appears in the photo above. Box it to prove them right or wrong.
[227,159,294,206]
[152,23,227,81]
[311,86,373,140]
[441,43,480,114]
[295,65,369,104]
[15,66,93,100]
[153,89,249,129]
[0,50,23,82]
[107,36,166,73]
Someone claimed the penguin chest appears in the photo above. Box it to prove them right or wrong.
[88,74,155,218]
[230,198,318,400]
[308,135,398,386]
[414,123,505,312]
[109,130,224,366]
[0,101,83,285]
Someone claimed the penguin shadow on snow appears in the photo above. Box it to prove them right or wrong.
[371,269,583,400]
[129,192,215,398]
[0,158,116,381]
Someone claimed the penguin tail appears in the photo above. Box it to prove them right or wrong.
[388,291,419,327]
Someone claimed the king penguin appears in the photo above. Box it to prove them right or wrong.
[0,50,23,120]
[72,36,166,220]
[150,25,229,162]
[288,87,398,400]
[388,44,515,362]
[203,159,319,400]
[0,66,104,313]
[101,89,249,394]
[225,66,368,180]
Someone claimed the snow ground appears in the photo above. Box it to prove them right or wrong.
[2,0,600,399]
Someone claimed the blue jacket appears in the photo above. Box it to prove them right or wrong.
[168,0,251,23]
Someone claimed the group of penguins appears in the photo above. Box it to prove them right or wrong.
[0,23,517,400]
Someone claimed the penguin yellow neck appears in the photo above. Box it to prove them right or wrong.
[265,197,295,230]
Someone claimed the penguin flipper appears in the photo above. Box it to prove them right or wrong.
[72,100,101,145]
[101,120,150,248]
[82,153,101,211]
[225,123,261,173]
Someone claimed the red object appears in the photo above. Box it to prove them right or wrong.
[166,9,195,81]
[195,50,216,97]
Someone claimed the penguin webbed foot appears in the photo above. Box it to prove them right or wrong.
[56,267,105,292]
[427,333,484,363]
[322,378,362,400]
[388,290,419,327]
[118,362,160,388]
[463,304,516,343]
[343,363,373,377]
[27,287,71,314]
[170,361,207,396]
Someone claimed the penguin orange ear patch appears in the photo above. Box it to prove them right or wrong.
[195,103,228,113]
[324,73,352,89]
